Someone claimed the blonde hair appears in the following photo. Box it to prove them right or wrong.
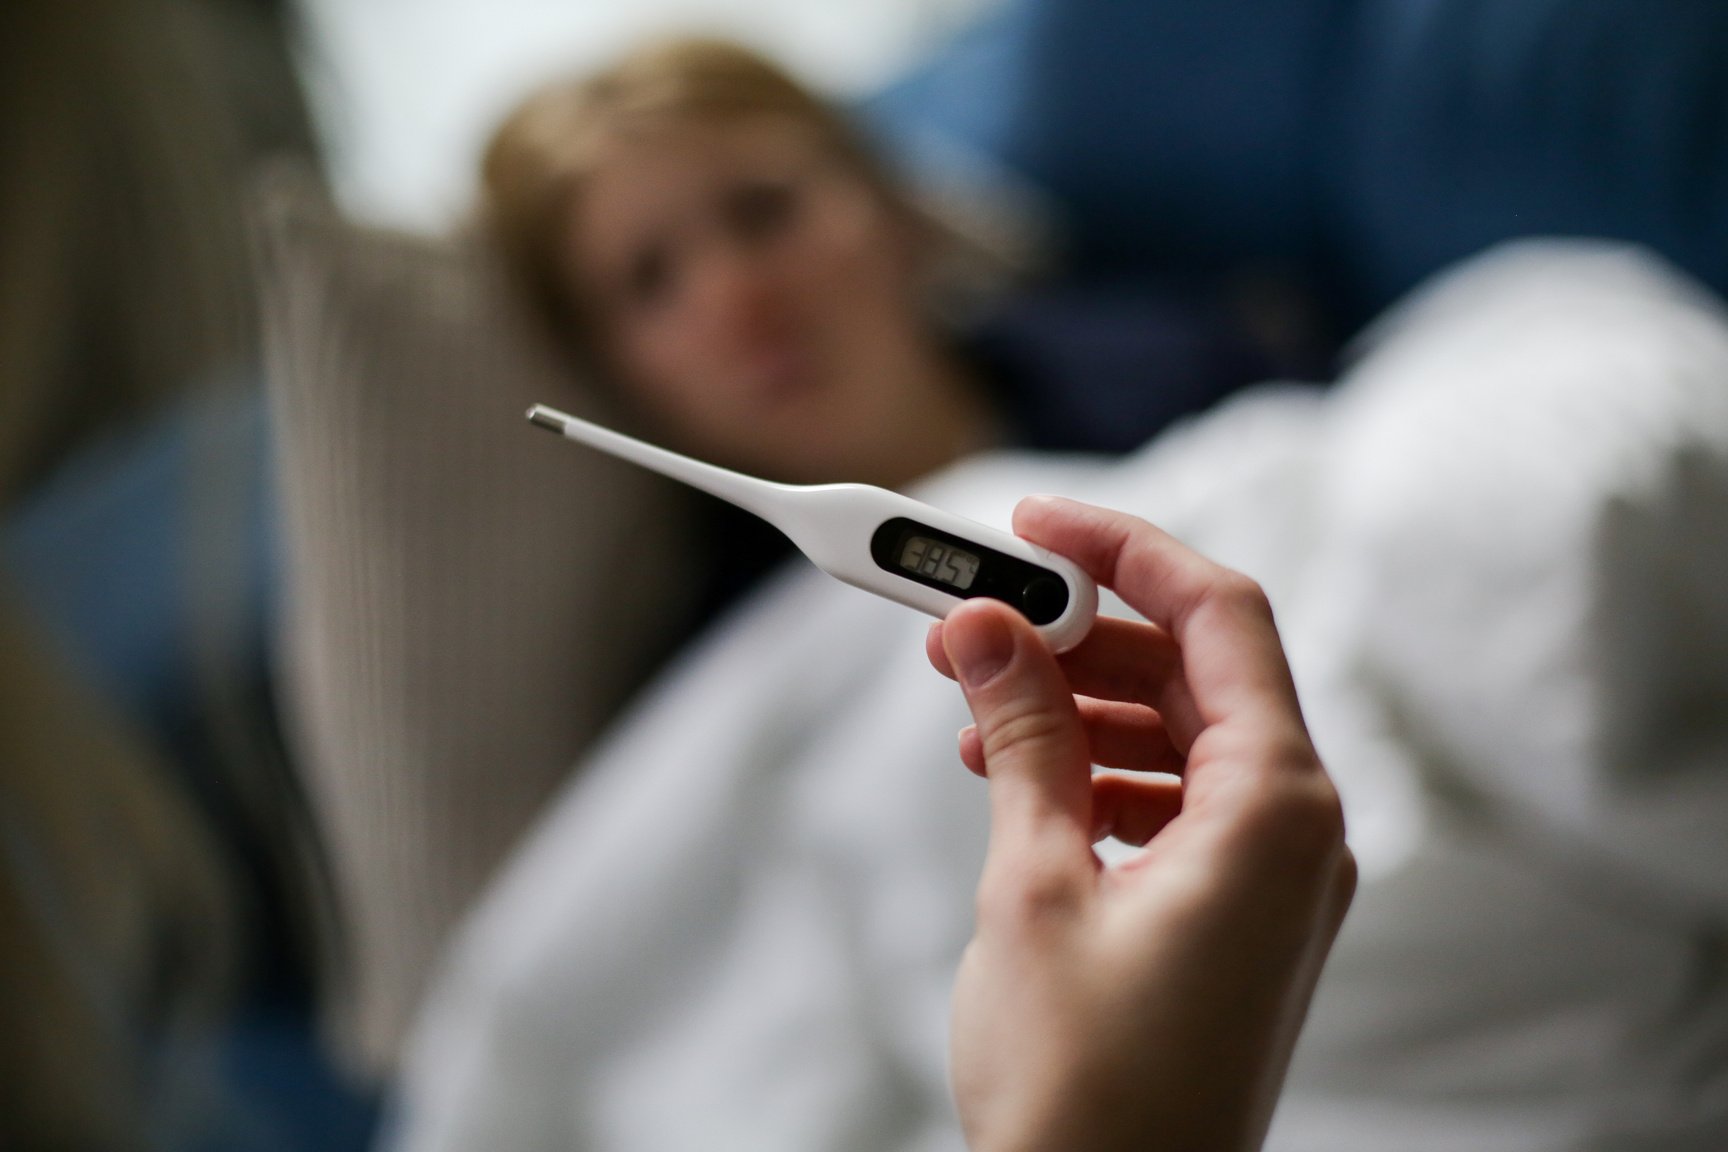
[480,37,922,353]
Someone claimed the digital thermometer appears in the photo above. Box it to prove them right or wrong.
[526,404,1098,652]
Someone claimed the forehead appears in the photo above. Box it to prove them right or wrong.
[573,116,832,250]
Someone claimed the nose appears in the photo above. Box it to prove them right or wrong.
[686,240,788,348]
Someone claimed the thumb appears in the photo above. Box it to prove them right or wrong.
[941,599,1094,866]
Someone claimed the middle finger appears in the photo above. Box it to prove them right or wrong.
[930,615,1204,748]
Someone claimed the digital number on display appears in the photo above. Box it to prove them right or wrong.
[898,535,980,590]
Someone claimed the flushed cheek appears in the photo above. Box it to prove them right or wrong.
[616,329,763,438]
[604,329,699,420]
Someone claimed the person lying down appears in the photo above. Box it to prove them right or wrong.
[389,36,1728,1152]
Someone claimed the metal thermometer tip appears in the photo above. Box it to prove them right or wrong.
[527,404,566,435]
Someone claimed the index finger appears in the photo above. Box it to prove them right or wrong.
[1012,496,1305,736]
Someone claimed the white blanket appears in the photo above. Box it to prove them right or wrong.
[393,242,1728,1152]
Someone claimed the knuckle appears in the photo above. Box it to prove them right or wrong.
[980,698,1074,763]
[976,855,1086,931]
[1331,843,1360,907]
[1214,571,1275,623]
[1281,783,1348,871]
[1234,761,1348,874]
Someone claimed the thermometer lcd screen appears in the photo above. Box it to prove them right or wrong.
[898,535,980,590]
[870,517,1070,625]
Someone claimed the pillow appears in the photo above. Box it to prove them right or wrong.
[254,170,695,1073]
[869,0,1728,331]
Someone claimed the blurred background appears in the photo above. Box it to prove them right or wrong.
[4,0,1725,1148]
[0,1,1002,1147]
[301,0,996,229]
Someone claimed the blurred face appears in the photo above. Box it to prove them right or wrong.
[565,114,951,483]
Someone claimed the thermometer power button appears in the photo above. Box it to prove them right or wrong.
[1019,574,1069,626]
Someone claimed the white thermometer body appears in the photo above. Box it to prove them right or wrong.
[527,404,1098,652]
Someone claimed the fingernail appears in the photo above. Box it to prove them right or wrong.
[947,608,1015,689]
[957,725,987,778]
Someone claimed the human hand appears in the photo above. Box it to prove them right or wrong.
[926,496,1355,1152]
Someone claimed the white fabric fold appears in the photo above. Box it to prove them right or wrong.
[395,242,1728,1152]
